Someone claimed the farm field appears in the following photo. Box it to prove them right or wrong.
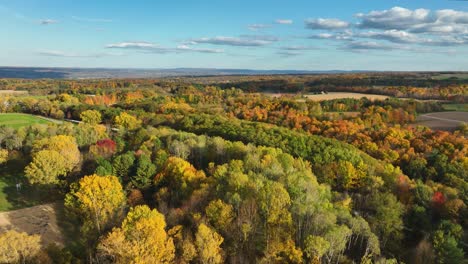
[265,92,390,101]
[416,111,468,131]
[0,113,58,129]
[442,103,468,112]
[0,90,28,96]
[302,92,390,101]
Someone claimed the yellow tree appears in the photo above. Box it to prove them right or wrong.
[114,112,142,131]
[33,135,80,172]
[155,157,206,204]
[0,230,41,263]
[65,174,126,235]
[98,205,175,264]
[195,224,224,264]
[80,110,102,125]
[205,199,234,233]
[24,150,68,184]
[0,149,8,164]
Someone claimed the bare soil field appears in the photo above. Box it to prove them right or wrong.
[415,112,467,131]
[0,203,64,246]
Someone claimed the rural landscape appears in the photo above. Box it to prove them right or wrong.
[1,0,468,263]
[0,72,466,263]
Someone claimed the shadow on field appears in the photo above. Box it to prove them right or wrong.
[0,158,61,211]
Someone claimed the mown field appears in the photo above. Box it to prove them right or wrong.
[442,103,468,112]
[0,113,55,129]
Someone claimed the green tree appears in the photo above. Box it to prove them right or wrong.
[112,152,136,181]
[304,235,330,264]
[205,199,234,233]
[132,154,156,189]
[367,192,404,251]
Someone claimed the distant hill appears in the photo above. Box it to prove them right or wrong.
[0,67,359,79]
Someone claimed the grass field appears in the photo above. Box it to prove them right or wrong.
[0,159,61,211]
[442,104,468,112]
[0,113,55,129]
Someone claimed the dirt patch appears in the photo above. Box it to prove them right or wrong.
[415,112,467,131]
[0,203,64,246]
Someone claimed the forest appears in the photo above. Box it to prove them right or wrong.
[0,74,466,264]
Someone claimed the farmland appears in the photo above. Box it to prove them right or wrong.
[0,113,57,129]
[0,75,466,263]
[265,92,390,101]
[416,111,468,131]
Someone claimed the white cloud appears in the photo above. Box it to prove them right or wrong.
[356,7,431,30]
[190,35,279,46]
[275,19,293,25]
[40,19,58,25]
[247,24,271,31]
[277,51,302,57]
[106,42,157,49]
[344,41,397,51]
[356,7,468,34]
[357,30,422,44]
[106,42,224,54]
[305,18,349,30]
[38,50,116,58]
[309,30,354,41]
[176,45,224,53]
[281,46,318,51]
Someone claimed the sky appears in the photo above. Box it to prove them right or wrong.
[1,0,468,71]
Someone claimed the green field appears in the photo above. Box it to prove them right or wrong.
[0,113,55,129]
[442,104,468,112]
[0,159,61,211]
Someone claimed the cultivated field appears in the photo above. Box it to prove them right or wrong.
[265,92,389,101]
[0,90,28,96]
[303,92,389,101]
[442,104,468,112]
[416,112,468,131]
[0,113,56,129]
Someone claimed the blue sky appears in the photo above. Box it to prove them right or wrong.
[1,0,468,70]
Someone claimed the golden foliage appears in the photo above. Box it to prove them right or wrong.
[98,205,175,264]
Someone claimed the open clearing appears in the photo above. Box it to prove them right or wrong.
[0,203,65,246]
[265,92,389,101]
[0,113,58,129]
[416,112,467,131]
[0,159,61,211]
[0,90,28,96]
[302,92,389,101]
[442,104,468,112]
